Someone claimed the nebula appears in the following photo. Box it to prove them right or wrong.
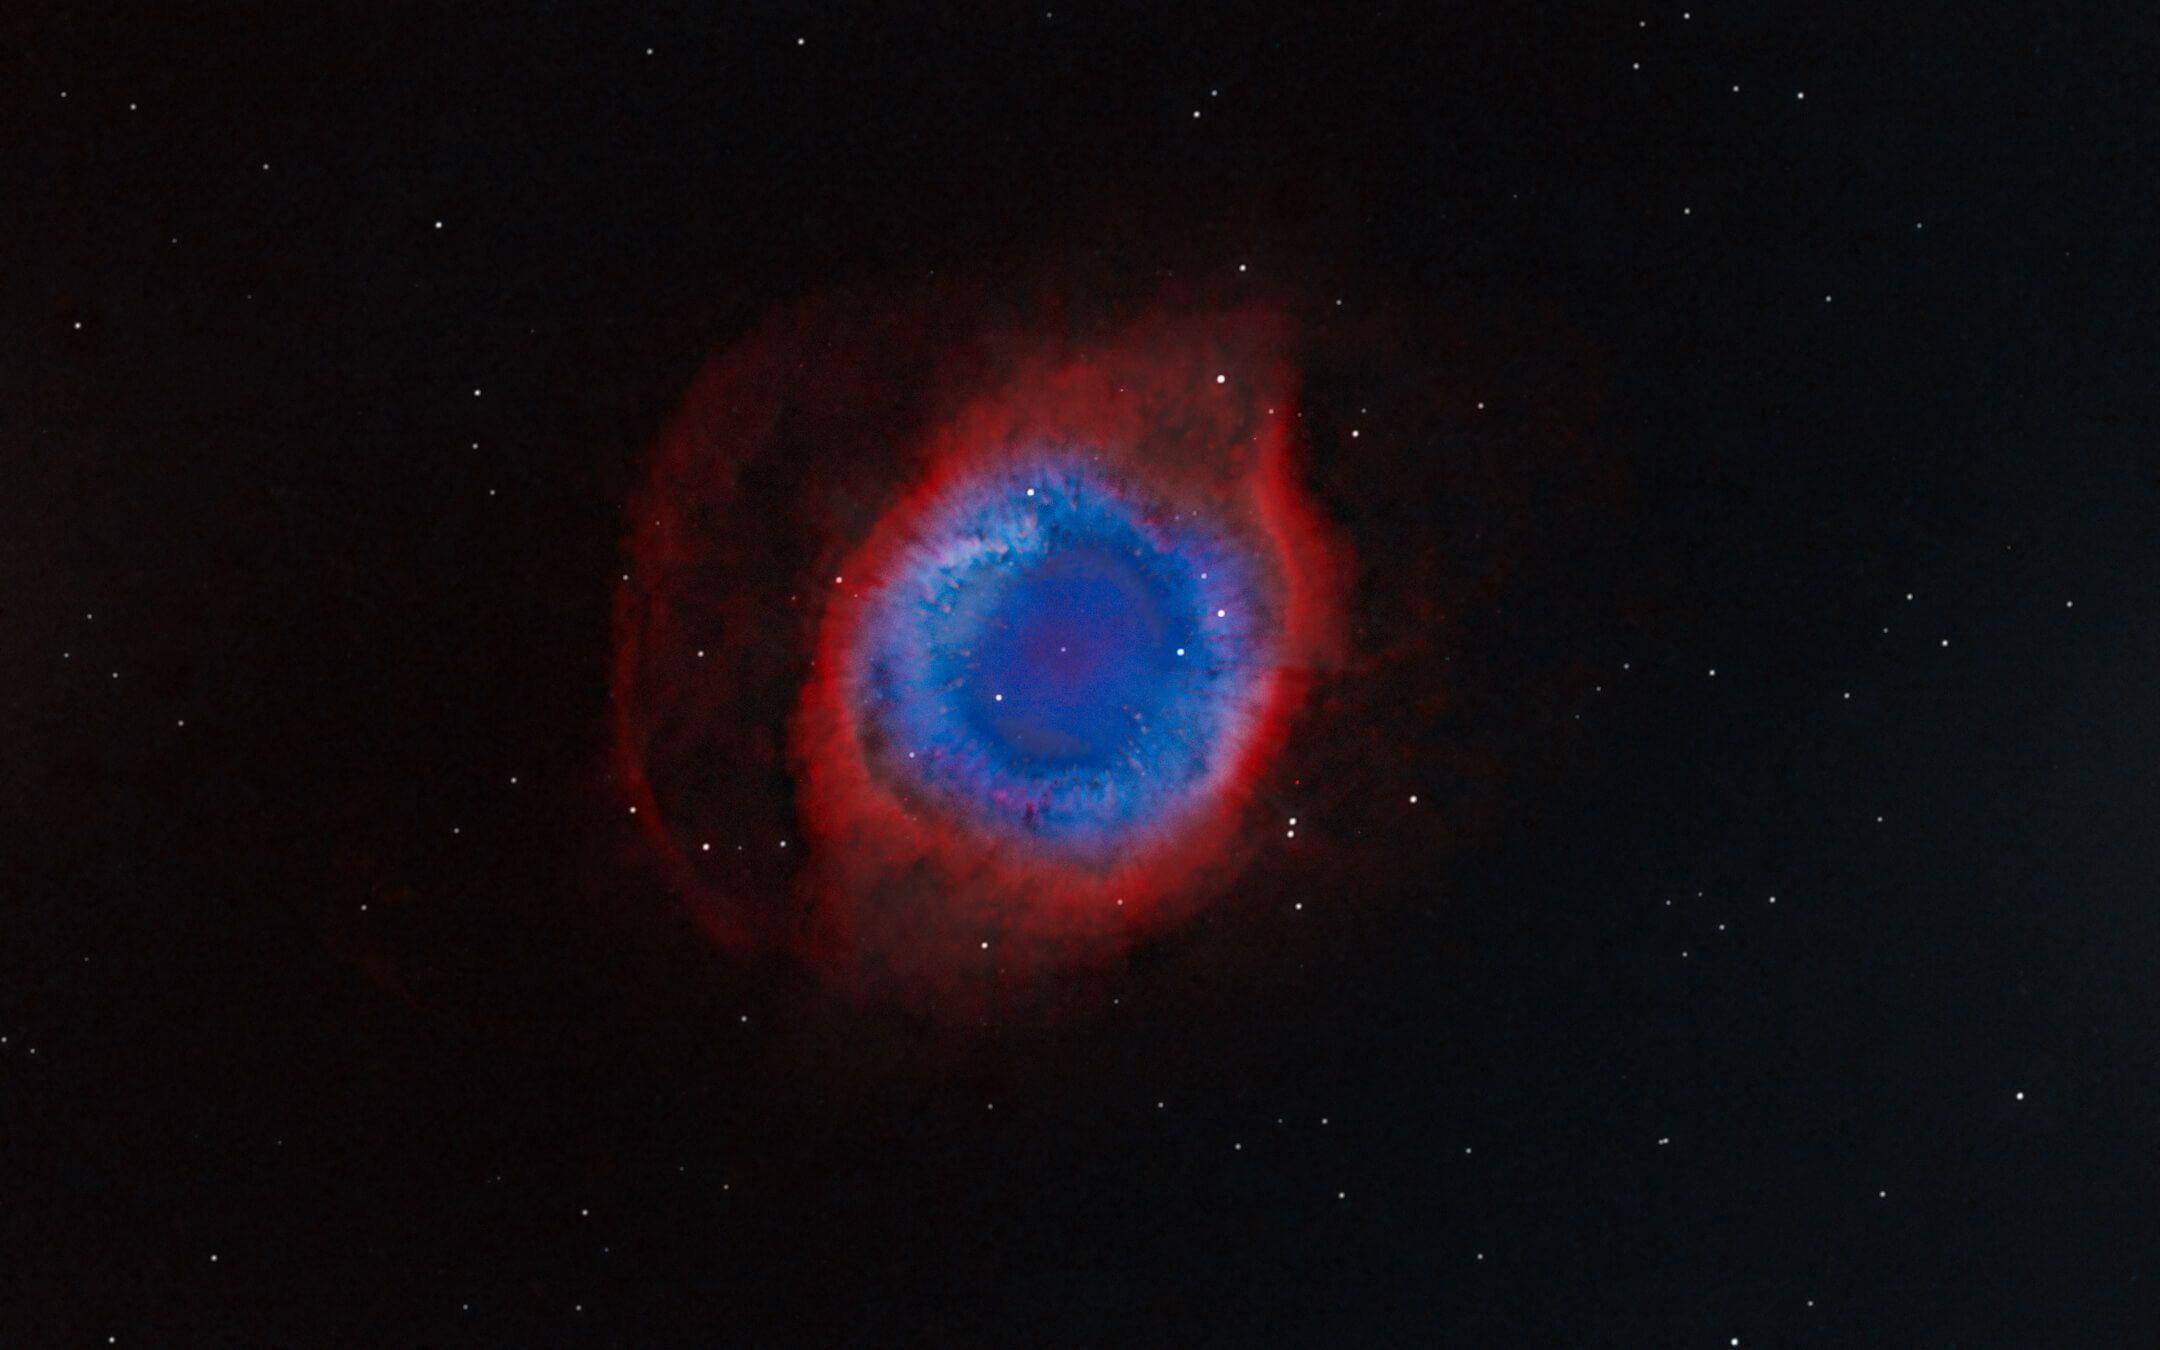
[609,264,1614,1021]
[790,304,1347,1008]
[829,454,1275,856]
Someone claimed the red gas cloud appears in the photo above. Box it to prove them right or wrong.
[609,264,1624,1025]
[612,279,1349,1019]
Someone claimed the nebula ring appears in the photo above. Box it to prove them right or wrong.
[613,283,1355,1016]
[840,452,1270,855]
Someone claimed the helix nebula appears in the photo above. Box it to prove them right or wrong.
[609,268,1606,1020]
[789,302,1350,997]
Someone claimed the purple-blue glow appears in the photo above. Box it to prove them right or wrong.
[850,455,1268,854]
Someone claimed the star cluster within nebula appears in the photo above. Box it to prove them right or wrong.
[614,280,1383,1017]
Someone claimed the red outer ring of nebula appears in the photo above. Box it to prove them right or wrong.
[610,287,1350,1017]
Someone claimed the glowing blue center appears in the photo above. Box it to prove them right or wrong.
[959,545,1178,767]
[853,457,1267,852]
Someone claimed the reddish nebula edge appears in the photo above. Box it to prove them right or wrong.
[612,285,1352,1017]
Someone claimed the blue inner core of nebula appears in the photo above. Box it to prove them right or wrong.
[960,545,1176,766]
[855,458,1265,853]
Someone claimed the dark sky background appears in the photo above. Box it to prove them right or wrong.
[7,2,2159,1345]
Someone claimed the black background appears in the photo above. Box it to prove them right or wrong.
[7,2,2158,1344]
